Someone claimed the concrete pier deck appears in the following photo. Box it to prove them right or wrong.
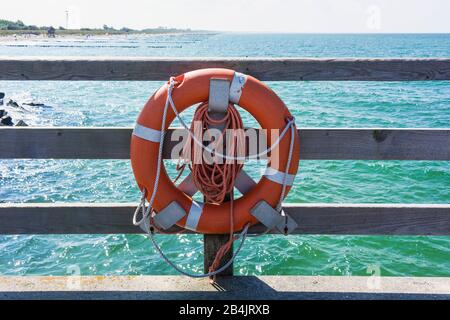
[1,275,449,300]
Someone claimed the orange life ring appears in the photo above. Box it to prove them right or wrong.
[130,68,300,234]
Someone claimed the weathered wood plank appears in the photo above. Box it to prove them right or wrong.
[0,203,448,235]
[1,127,449,160]
[0,127,131,159]
[299,128,450,160]
[1,276,449,300]
[0,57,449,81]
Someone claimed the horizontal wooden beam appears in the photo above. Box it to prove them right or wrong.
[1,127,449,160]
[0,203,448,235]
[0,57,449,81]
[1,276,449,300]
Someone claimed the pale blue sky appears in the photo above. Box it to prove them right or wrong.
[4,0,450,32]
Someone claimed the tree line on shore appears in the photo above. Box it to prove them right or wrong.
[0,18,194,35]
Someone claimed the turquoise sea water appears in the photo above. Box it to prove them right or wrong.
[0,33,449,277]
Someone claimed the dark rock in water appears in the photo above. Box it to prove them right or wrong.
[0,92,5,100]
[23,102,46,107]
[0,116,14,126]
[0,109,7,118]
[15,120,28,126]
[7,99,20,108]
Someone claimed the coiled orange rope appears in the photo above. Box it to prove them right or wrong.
[177,102,245,281]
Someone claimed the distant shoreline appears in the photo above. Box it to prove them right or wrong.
[0,30,217,42]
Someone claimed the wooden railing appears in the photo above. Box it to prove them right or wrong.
[1,57,449,81]
[2,128,450,160]
[1,57,449,281]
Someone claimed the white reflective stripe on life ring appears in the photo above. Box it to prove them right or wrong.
[264,167,296,186]
[185,201,204,231]
[133,123,162,143]
[229,72,247,104]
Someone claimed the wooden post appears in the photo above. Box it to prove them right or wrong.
[203,192,233,276]
[202,79,234,276]
[204,234,233,276]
